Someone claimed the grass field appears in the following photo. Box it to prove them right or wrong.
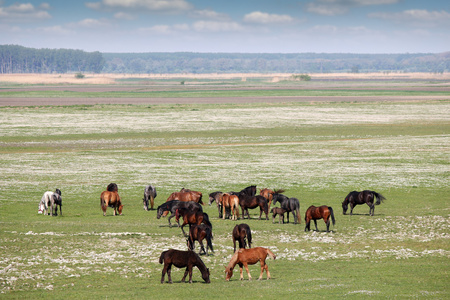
[0,75,449,299]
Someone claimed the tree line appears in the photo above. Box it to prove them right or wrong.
[1,44,448,74]
[0,45,104,74]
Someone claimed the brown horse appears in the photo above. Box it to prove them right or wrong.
[175,207,212,236]
[304,205,335,232]
[159,249,210,284]
[271,207,287,224]
[237,193,268,220]
[225,247,276,281]
[232,223,252,252]
[167,191,204,205]
[259,188,284,210]
[100,190,123,216]
[187,224,214,255]
[221,193,240,220]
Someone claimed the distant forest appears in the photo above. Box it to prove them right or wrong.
[1,45,449,74]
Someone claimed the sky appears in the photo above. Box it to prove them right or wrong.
[1,0,449,53]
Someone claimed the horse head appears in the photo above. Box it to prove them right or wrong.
[203,268,211,283]
[225,266,233,281]
[342,200,348,215]
[118,204,124,215]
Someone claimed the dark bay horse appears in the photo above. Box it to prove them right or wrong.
[342,190,386,216]
[159,249,210,284]
[156,200,202,227]
[232,223,252,252]
[238,193,268,220]
[100,190,123,216]
[272,193,300,224]
[187,224,214,255]
[225,247,276,281]
[167,191,204,205]
[143,185,157,211]
[304,205,335,232]
[175,207,212,236]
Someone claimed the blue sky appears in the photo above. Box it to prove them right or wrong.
[1,0,449,53]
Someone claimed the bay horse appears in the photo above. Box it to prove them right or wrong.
[239,185,257,197]
[38,189,62,216]
[270,207,287,224]
[342,190,386,216]
[187,224,214,255]
[237,193,268,220]
[259,188,284,210]
[159,249,210,284]
[232,223,252,252]
[143,185,157,211]
[304,205,335,232]
[100,190,123,216]
[272,193,300,224]
[221,193,240,220]
[209,191,224,218]
[225,247,276,281]
[167,191,204,205]
[175,207,212,236]
[156,200,202,227]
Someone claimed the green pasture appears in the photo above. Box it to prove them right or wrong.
[0,91,449,299]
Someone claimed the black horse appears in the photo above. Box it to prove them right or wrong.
[143,185,157,211]
[342,190,386,216]
[157,200,202,227]
[232,223,252,252]
[272,193,300,224]
[159,249,210,284]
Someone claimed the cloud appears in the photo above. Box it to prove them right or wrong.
[114,12,135,20]
[243,11,295,24]
[192,21,243,32]
[306,0,400,16]
[190,9,230,21]
[0,2,51,22]
[369,9,450,27]
[138,23,189,35]
[86,0,193,13]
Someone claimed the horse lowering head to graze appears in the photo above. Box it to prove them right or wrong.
[143,185,157,211]
[237,193,268,220]
[272,193,300,224]
[225,247,276,281]
[157,200,202,228]
[342,190,386,216]
[232,223,252,252]
[100,190,123,216]
[187,224,214,255]
[39,190,62,216]
[259,188,284,210]
[159,249,210,284]
[270,207,287,224]
[175,207,211,236]
[305,205,335,232]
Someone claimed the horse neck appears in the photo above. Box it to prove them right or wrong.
[195,256,208,274]
[226,251,239,270]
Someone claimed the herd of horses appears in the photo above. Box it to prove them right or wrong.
[39,183,386,284]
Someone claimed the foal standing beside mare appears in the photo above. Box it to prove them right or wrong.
[159,249,210,284]
[272,193,300,224]
[225,247,276,281]
[304,205,335,232]
[342,190,386,216]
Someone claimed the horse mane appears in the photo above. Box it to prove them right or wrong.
[226,250,240,270]
[107,183,118,192]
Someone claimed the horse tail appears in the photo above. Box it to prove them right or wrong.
[296,205,301,224]
[266,248,276,260]
[328,206,335,226]
[206,226,214,252]
[372,191,386,205]
[159,250,167,264]
[247,230,252,247]
[202,213,212,228]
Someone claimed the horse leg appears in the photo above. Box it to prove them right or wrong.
[239,265,244,280]
[305,219,310,231]
[350,203,354,215]
[264,263,271,279]
[314,219,318,231]
[150,195,154,210]
[168,213,175,227]
[258,261,265,280]
[222,204,226,220]
[243,263,252,280]
[326,219,330,232]
[167,265,173,284]
[161,263,169,283]
[181,224,187,237]
[199,239,206,255]
[181,267,189,283]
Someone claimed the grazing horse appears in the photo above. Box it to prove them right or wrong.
[156,200,202,227]
[238,193,268,220]
[100,190,123,216]
[175,207,212,236]
[167,191,204,205]
[232,223,252,252]
[270,207,287,224]
[209,191,224,218]
[272,193,300,224]
[38,189,62,216]
[143,185,157,211]
[305,205,335,232]
[187,224,214,255]
[342,190,386,216]
[225,247,276,281]
[159,249,210,284]
[221,193,240,220]
[259,188,284,210]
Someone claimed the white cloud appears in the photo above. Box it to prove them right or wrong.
[306,0,400,16]
[190,9,230,21]
[76,18,111,28]
[86,0,193,13]
[0,2,51,22]
[114,12,135,20]
[243,11,295,24]
[138,23,189,35]
[34,25,73,35]
[369,9,450,27]
[192,20,243,32]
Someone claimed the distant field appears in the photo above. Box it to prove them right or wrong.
[0,76,449,298]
